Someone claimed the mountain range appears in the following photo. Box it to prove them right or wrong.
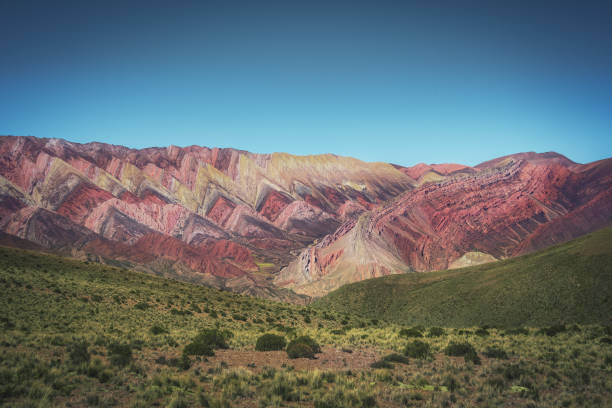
[1,135,610,300]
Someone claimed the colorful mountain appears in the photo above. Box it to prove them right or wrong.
[1,135,610,300]
[276,153,612,296]
[0,135,413,300]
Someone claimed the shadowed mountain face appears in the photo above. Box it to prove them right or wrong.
[1,135,610,300]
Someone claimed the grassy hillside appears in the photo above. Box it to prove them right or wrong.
[1,243,611,407]
[315,226,612,327]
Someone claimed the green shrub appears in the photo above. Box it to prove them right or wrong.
[182,329,230,357]
[383,353,410,364]
[444,341,476,357]
[255,333,286,351]
[475,327,489,336]
[107,343,132,367]
[286,343,315,359]
[505,327,529,335]
[370,359,394,369]
[539,324,567,336]
[68,339,90,365]
[176,353,191,370]
[443,375,459,392]
[184,341,214,356]
[293,336,321,353]
[444,341,481,365]
[487,376,506,390]
[170,308,192,316]
[428,327,445,337]
[404,340,431,359]
[484,346,509,359]
[286,336,321,359]
[399,327,423,338]
[150,325,167,335]
[194,329,230,349]
[503,364,526,381]
[465,349,481,365]
[134,302,149,310]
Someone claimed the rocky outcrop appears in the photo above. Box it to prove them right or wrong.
[277,153,612,296]
[0,135,413,300]
[2,136,609,301]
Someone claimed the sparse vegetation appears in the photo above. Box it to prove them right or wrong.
[0,243,610,407]
[314,226,612,328]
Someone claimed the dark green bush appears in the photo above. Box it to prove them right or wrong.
[195,329,230,349]
[133,302,149,310]
[287,342,316,359]
[255,333,286,351]
[293,336,321,353]
[107,343,132,367]
[383,353,410,364]
[170,308,192,316]
[286,336,321,359]
[465,349,481,365]
[183,328,231,356]
[404,340,431,359]
[444,341,476,357]
[0,317,15,330]
[539,324,567,336]
[445,341,481,364]
[443,375,459,392]
[475,327,489,336]
[487,376,506,390]
[399,327,423,338]
[370,359,394,369]
[176,353,191,370]
[484,346,509,359]
[428,327,445,337]
[68,339,90,365]
[184,341,214,356]
[150,325,167,335]
[503,364,526,381]
[505,327,529,336]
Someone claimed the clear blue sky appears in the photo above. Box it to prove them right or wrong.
[1,0,611,166]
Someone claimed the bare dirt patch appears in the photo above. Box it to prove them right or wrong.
[196,346,381,372]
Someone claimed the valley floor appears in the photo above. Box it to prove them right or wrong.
[0,246,610,407]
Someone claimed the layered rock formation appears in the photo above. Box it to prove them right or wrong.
[1,135,610,300]
[276,153,612,296]
[0,136,414,300]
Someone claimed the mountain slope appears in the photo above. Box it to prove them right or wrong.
[278,153,612,296]
[2,136,611,301]
[314,226,612,327]
[0,135,414,299]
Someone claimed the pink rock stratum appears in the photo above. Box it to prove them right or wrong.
[1,135,611,299]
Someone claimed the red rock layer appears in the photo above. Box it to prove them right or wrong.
[277,154,612,296]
